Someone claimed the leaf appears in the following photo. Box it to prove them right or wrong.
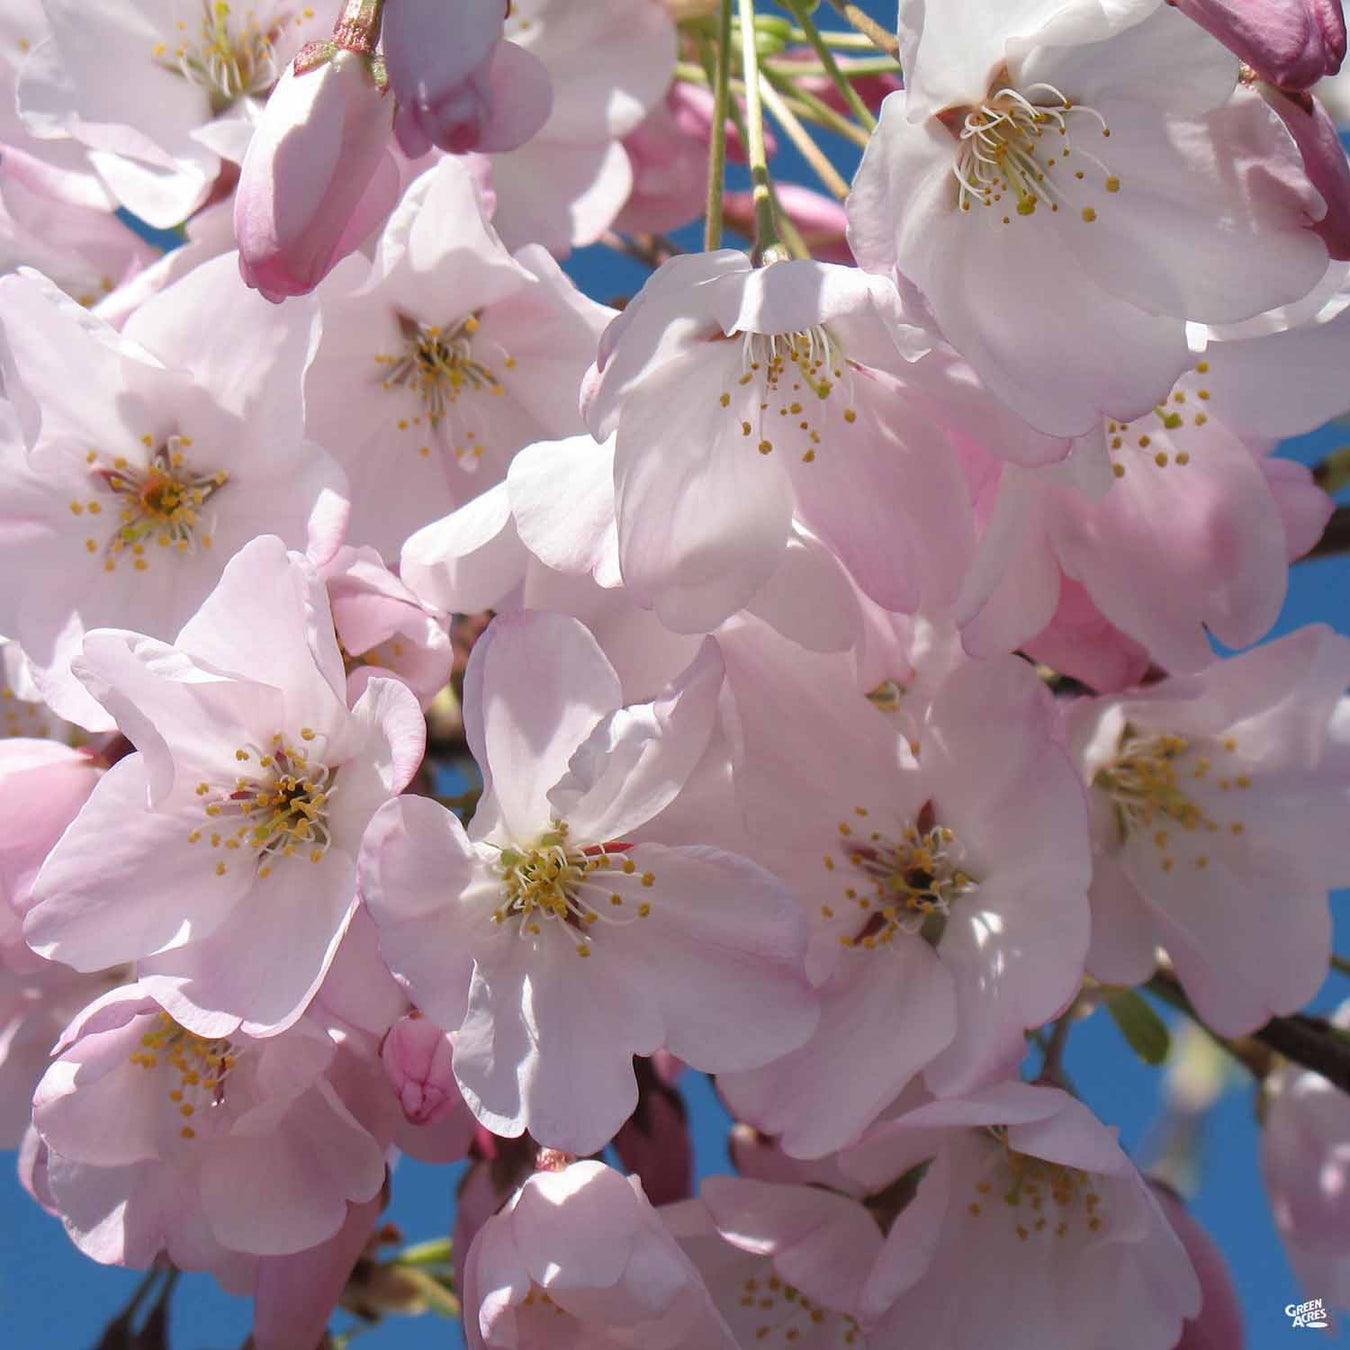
[1103,988,1171,1066]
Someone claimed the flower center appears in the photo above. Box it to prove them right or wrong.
[152,1,286,114]
[720,327,857,464]
[72,435,227,576]
[189,731,336,878]
[729,1270,863,1348]
[374,313,512,464]
[128,1009,239,1141]
[952,82,1117,224]
[967,1128,1109,1241]
[1104,362,1215,480]
[1092,725,1251,872]
[824,802,977,949]
[490,822,655,959]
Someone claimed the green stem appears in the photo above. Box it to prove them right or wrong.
[763,66,870,149]
[786,26,881,49]
[781,0,877,131]
[765,55,902,76]
[392,1237,453,1267]
[705,0,736,250]
[823,0,900,56]
[736,0,781,259]
[758,75,851,199]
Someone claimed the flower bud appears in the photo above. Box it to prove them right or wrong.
[1257,83,1350,260]
[383,0,553,157]
[1173,0,1345,90]
[235,50,396,303]
[381,1012,459,1126]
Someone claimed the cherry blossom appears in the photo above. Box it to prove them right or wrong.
[584,250,972,631]
[17,0,328,227]
[717,623,1090,1156]
[304,157,611,556]
[359,610,817,1154]
[1071,625,1350,1034]
[0,267,348,729]
[849,5,1331,436]
[461,1160,739,1350]
[839,1081,1201,1347]
[24,536,425,1037]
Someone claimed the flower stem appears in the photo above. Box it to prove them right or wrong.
[782,0,877,131]
[705,0,736,251]
[736,0,782,259]
[758,75,851,199]
[786,26,882,50]
[1148,968,1350,1093]
[333,0,384,53]
[763,66,870,149]
[823,0,900,56]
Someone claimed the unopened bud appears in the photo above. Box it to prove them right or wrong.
[381,1012,458,1125]
[1171,0,1345,90]
[234,49,396,303]
[383,0,553,157]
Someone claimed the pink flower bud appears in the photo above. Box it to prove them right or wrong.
[1172,0,1345,90]
[383,0,553,157]
[1258,84,1350,260]
[381,1011,459,1125]
[235,50,397,303]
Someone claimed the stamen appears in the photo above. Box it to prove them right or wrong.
[152,1,284,114]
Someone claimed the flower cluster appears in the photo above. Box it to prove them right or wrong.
[1,0,1349,1346]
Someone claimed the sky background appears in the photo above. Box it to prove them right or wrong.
[3,5,1350,1347]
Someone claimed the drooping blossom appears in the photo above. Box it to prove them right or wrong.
[662,1181,882,1347]
[461,1160,740,1350]
[849,4,1331,437]
[838,1081,1201,1347]
[24,536,426,1037]
[235,48,399,303]
[1071,625,1350,1034]
[32,981,386,1269]
[359,611,817,1154]
[304,156,611,556]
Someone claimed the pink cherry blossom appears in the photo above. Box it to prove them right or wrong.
[17,0,327,227]
[850,5,1331,437]
[1262,1018,1350,1312]
[462,1160,739,1350]
[663,1182,881,1347]
[32,981,386,1268]
[1150,1182,1246,1349]
[0,266,349,729]
[236,49,399,303]
[24,535,426,1037]
[381,1010,460,1127]
[1071,625,1350,1034]
[839,1081,1201,1347]
[717,623,1090,1156]
[304,157,611,556]
[319,544,451,709]
[479,0,676,252]
[359,610,817,1154]
[584,250,973,631]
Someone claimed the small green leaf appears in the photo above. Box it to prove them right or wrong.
[1103,988,1171,1066]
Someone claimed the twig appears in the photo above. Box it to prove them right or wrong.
[1303,504,1350,559]
[823,0,900,56]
